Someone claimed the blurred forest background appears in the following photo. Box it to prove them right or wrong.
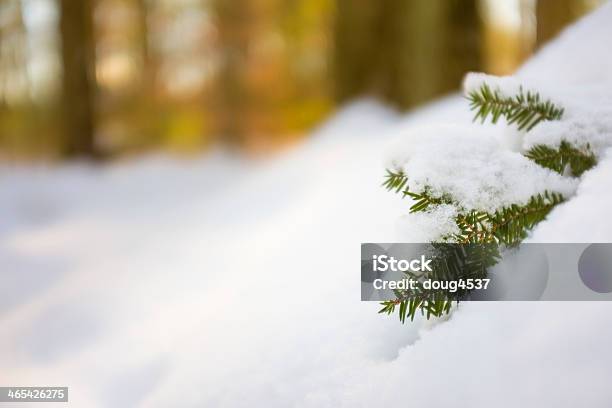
[0,0,605,160]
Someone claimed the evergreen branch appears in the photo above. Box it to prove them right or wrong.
[454,192,564,246]
[378,82,581,324]
[488,191,564,246]
[382,189,555,322]
[454,211,495,243]
[467,83,564,131]
[525,141,596,176]
[379,244,500,322]
[383,170,453,213]
[404,189,452,213]
[379,297,452,322]
[382,169,408,193]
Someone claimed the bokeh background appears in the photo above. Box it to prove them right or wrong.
[0,0,604,160]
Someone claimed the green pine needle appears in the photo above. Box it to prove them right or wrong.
[467,83,564,131]
[488,191,564,246]
[454,191,564,247]
[382,169,408,193]
[404,190,452,213]
[525,141,596,176]
[379,243,500,322]
[382,171,452,212]
[379,190,565,323]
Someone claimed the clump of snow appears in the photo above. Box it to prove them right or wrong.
[462,72,558,104]
[396,204,459,242]
[522,103,612,156]
[386,124,576,216]
[524,110,612,152]
[463,72,524,98]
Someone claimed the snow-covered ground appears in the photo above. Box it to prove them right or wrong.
[2,3,612,407]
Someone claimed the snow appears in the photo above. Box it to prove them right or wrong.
[2,3,612,408]
[385,124,577,215]
[395,203,459,242]
[463,71,533,99]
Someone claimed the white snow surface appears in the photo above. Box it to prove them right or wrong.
[2,3,612,407]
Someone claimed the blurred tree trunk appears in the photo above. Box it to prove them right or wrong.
[135,0,150,65]
[0,0,30,106]
[212,0,253,146]
[536,0,586,48]
[135,0,156,87]
[59,0,98,157]
[332,0,381,102]
[333,0,481,109]
[443,0,481,90]
[380,0,448,107]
